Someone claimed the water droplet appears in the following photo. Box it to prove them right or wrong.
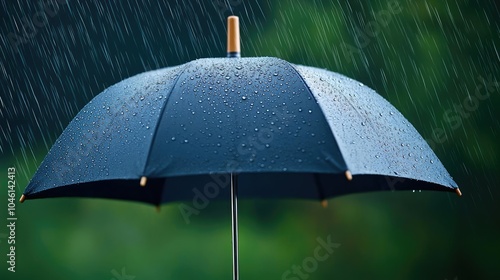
[242,96,247,100]
[430,160,434,164]
[171,137,176,141]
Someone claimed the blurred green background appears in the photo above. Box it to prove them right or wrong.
[1,0,499,279]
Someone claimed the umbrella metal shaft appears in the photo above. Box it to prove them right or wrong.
[231,173,239,280]
[228,16,241,280]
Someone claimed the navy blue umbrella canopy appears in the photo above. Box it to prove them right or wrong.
[22,55,459,204]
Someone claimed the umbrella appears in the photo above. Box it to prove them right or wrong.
[21,16,461,280]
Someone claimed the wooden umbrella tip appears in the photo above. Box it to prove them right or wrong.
[455,188,462,197]
[321,200,328,208]
[227,16,240,58]
[140,176,147,187]
[345,170,353,181]
[19,194,26,203]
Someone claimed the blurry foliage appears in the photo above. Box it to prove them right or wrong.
[1,0,499,279]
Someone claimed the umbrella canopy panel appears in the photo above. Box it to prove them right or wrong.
[24,66,184,193]
[146,57,346,176]
[295,65,457,188]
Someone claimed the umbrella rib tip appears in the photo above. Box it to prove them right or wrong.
[321,200,328,208]
[455,188,462,197]
[345,170,353,181]
[19,194,26,203]
[140,176,147,187]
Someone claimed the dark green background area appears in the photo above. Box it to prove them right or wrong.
[1,0,498,279]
